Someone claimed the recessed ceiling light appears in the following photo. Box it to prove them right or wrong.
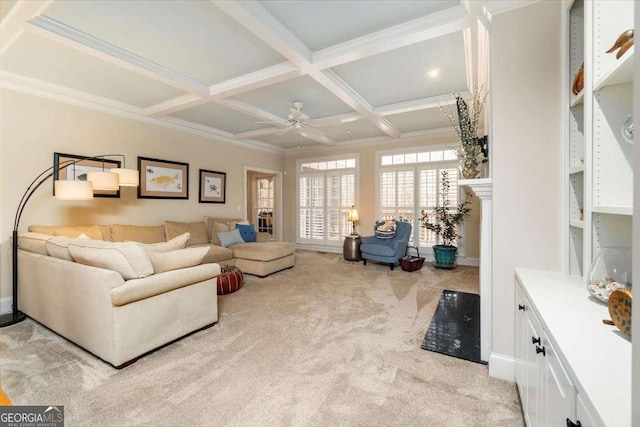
[427,68,440,78]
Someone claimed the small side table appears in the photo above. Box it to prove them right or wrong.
[343,235,362,261]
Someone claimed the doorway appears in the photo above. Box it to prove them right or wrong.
[244,166,283,241]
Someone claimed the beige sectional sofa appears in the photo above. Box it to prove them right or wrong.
[16,218,295,367]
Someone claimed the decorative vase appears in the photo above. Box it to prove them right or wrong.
[432,245,458,269]
[457,145,483,179]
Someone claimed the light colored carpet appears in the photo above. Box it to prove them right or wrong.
[0,250,524,426]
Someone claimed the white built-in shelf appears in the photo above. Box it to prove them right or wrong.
[591,204,633,215]
[569,165,585,174]
[570,90,584,108]
[594,46,634,91]
[569,219,584,228]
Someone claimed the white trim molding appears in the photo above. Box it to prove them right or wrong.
[488,352,515,382]
[460,178,493,364]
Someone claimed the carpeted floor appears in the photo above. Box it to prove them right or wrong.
[0,250,524,426]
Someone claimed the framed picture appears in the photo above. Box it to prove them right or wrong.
[138,156,189,199]
[53,152,121,198]
[199,169,226,203]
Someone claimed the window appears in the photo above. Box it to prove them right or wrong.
[255,177,274,234]
[298,157,357,245]
[378,148,459,248]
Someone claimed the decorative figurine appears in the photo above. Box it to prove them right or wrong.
[606,29,634,59]
[572,64,584,95]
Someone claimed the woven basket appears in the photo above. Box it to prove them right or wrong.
[400,246,425,272]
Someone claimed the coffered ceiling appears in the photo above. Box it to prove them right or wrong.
[0,1,524,152]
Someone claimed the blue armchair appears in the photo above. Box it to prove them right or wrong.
[360,221,412,270]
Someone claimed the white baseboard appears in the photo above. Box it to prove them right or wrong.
[488,352,515,382]
[1,296,12,315]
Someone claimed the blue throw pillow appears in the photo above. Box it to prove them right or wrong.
[217,228,245,247]
[235,223,257,242]
[374,220,396,239]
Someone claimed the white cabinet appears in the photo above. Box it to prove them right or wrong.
[515,269,632,426]
[515,285,575,426]
[564,0,634,278]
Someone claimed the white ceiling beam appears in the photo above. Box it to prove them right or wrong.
[0,0,52,55]
[208,62,300,98]
[211,0,313,68]
[214,98,288,125]
[312,5,468,70]
[311,112,362,126]
[234,127,282,139]
[312,70,401,138]
[483,0,542,21]
[25,16,209,95]
[145,62,301,117]
[212,0,402,139]
[373,92,471,116]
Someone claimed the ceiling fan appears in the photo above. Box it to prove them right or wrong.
[258,101,327,138]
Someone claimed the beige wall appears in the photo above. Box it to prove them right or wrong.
[491,1,563,362]
[283,136,481,259]
[0,89,283,300]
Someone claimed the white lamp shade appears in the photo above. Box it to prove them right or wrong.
[54,180,94,200]
[111,168,139,186]
[348,207,359,222]
[87,171,119,191]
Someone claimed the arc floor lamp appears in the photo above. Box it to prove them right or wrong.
[0,154,138,328]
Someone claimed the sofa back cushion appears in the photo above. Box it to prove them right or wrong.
[112,224,166,243]
[203,217,246,245]
[147,247,209,274]
[28,225,104,240]
[67,240,154,280]
[163,221,208,246]
[18,232,53,255]
[143,232,190,252]
[46,235,91,261]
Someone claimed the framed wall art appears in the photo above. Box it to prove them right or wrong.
[199,169,226,203]
[53,152,121,198]
[138,156,189,199]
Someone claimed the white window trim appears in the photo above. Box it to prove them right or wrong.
[296,153,359,250]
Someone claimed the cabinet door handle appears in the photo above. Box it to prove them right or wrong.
[566,418,581,427]
[518,304,525,311]
[531,336,541,345]
[536,345,546,356]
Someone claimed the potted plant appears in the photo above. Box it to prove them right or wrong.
[439,88,487,179]
[420,170,472,269]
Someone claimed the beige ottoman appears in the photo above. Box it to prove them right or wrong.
[230,242,295,277]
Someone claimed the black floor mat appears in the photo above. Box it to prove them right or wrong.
[421,290,487,365]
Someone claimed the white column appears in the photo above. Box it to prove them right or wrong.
[460,178,493,363]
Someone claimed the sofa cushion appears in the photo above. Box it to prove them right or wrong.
[68,241,154,280]
[112,224,166,243]
[231,242,295,262]
[164,221,208,246]
[218,229,244,248]
[46,235,91,261]
[18,232,53,255]
[28,225,104,240]
[235,224,257,242]
[111,263,221,307]
[190,244,233,264]
[204,217,245,244]
[360,243,396,257]
[147,247,209,274]
[143,232,190,252]
[208,222,230,246]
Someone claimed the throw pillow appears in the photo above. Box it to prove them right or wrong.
[235,224,257,242]
[217,228,245,248]
[46,234,91,261]
[163,221,209,246]
[209,221,231,246]
[147,247,209,274]
[142,232,190,253]
[67,240,154,280]
[374,220,397,239]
